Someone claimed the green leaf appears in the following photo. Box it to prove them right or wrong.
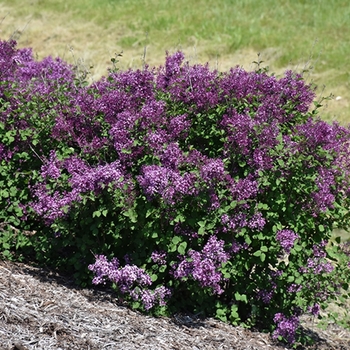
[1,190,9,198]
[293,245,302,252]
[287,275,295,282]
[230,304,239,320]
[261,245,268,252]
[198,226,206,235]
[258,203,269,210]
[172,236,182,245]
[177,241,187,255]
[174,214,185,223]
[244,236,252,245]
[277,159,284,167]
[216,308,227,322]
[235,292,248,303]
[123,208,137,223]
[198,220,206,227]
[92,210,101,218]
[260,253,266,262]
[159,265,167,273]
[2,242,10,249]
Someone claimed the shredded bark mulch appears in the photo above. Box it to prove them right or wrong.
[0,259,349,350]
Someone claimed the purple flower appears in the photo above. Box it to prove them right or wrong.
[231,175,259,201]
[299,241,334,275]
[312,168,336,212]
[287,283,302,293]
[276,229,299,254]
[138,286,172,310]
[137,165,197,204]
[160,142,185,170]
[230,240,249,254]
[257,287,275,304]
[272,313,300,344]
[307,303,321,316]
[306,258,334,274]
[151,251,167,265]
[247,212,266,230]
[172,236,230,295]
[200,158,226,183]
[168,114,191,140]
[221,212,247,232]
[89,255,171,310]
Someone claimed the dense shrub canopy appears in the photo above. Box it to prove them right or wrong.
[1,40,350,345]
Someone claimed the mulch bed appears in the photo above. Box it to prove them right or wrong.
[0,259,349,350]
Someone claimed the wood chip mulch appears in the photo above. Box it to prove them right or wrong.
[0,259,350,350]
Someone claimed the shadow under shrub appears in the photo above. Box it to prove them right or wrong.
[1,41,350,346]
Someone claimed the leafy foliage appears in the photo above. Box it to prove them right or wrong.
[1,41,350,346]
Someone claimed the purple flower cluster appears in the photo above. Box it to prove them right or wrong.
[88,255,152,289]
[339,241,350,267]
[305,258,334,274]
[30,183,81,223]
[137,165,197,204]
[156,52,220,111]
[229,239,249,254]
[151,251,167,265]
[32,156,129,221]
[40,151,62,180]
[134,286,172,311]
[272,313,300,344]
[88,255,171,310]
[307,303,321,316]
[287,283,302,294]
[172,236,230,294]
[257,270,283,304]
[257,287,276,304]
[276,229,299,254]
[312,168,336,212]
[299,241,334,275]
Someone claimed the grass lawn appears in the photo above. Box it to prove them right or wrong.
[1,0,349,123]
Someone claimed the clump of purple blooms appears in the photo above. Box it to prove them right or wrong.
[299,241,334,275]
[88,255,171,310]
[276,229,299,254]
[172,235,230,295]
[272,313,300,344]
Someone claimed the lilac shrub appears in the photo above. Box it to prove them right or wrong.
[1,40,350,345]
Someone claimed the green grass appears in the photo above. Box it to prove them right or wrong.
[5,1,350,60]
[0,0,350,89]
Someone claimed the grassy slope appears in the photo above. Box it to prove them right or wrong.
[0,0,349,123]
